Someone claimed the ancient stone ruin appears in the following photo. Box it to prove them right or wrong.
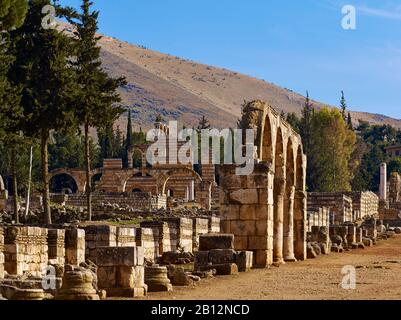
[0,100,397,300]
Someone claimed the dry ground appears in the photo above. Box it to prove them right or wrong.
[141,235,401,300]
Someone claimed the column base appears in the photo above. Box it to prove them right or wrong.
[273,258,285,265]
[284,255,297,262]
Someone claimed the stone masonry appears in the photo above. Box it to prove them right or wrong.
[96,246,147,298]
[48,229,66,266]
[65,228,85,266]
[0,227,4,279]
[4,227,48,277]
[220,101,307,267]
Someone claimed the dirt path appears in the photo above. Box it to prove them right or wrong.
[141,235,401,300]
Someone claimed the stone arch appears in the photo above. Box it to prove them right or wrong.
[273,126,285,264]
[48,169,86,193]
[260,113,274,163]
[159,168,202,199]
[283,137,296,261]
[295,145,304,190]
[294,144,307,260]
[49,173,79,194]
[123,173,158,194]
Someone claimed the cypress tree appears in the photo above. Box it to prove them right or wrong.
[340,90,347,121]
[0,0,28,31]
[124,109,133,167]
[9,0,79,224]
[66,0,126,220]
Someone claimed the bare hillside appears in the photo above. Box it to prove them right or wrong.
[61,23,401,131]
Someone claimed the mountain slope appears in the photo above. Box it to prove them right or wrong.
[61,23,401,131]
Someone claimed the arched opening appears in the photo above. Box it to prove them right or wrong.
[261,115,273,163]
[283,138,296,261]
[49,173,78,194]
[160,168,201,202]
[296,146,304,190]
[132,188,143,193]
[294,145,307,260]
[273,127,285,264]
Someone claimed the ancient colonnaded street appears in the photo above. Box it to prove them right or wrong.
[138,235,401,300]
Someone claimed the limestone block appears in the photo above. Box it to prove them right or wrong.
[230,220,256,236]
[65,228,85,266]
[209,249,236,265]
[236,251,253,272]
[229,189,258,205]
[199,234,234,251]
[248,236,268,250]
[96,247,144,267]
[239,205,257,220]
[194,251,209,270]
[199,263,238,276]
[255,250,271,267]
[233,236,248,250]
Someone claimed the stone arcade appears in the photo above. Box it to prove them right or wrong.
[220,100,307,266]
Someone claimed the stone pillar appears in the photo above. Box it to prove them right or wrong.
[48,229,66,265]
[189,180,195,201]
[84,225,117,261]
[379,163,387,201]
[294,190,307,261]
[273,177,285,264]
[96,247,147,298]
[65,228,85,266]
[220,163,274,268]
[0,227,4,279]
[283,186,296,261]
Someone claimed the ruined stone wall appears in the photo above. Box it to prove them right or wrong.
[135,227,159,262]
[220,164,276,267]
[48,229,65,265]
[64,193,167,211]
[162,218,193,252]
[4,227,48,277]
[307,207,330,232]
[0,227,4,279]
[308,193,353,224]
[140,221,177,255]
[344,191,379,219]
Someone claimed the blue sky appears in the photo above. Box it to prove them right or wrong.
[59,0,401,120]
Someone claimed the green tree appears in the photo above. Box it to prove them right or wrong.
[123,109,133,167]
[308,108,356,192]
[0,0,28,31]
[286,112,301,134]
[66,0,126,220]
[9,0,79,224]
[340,90,347,121]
